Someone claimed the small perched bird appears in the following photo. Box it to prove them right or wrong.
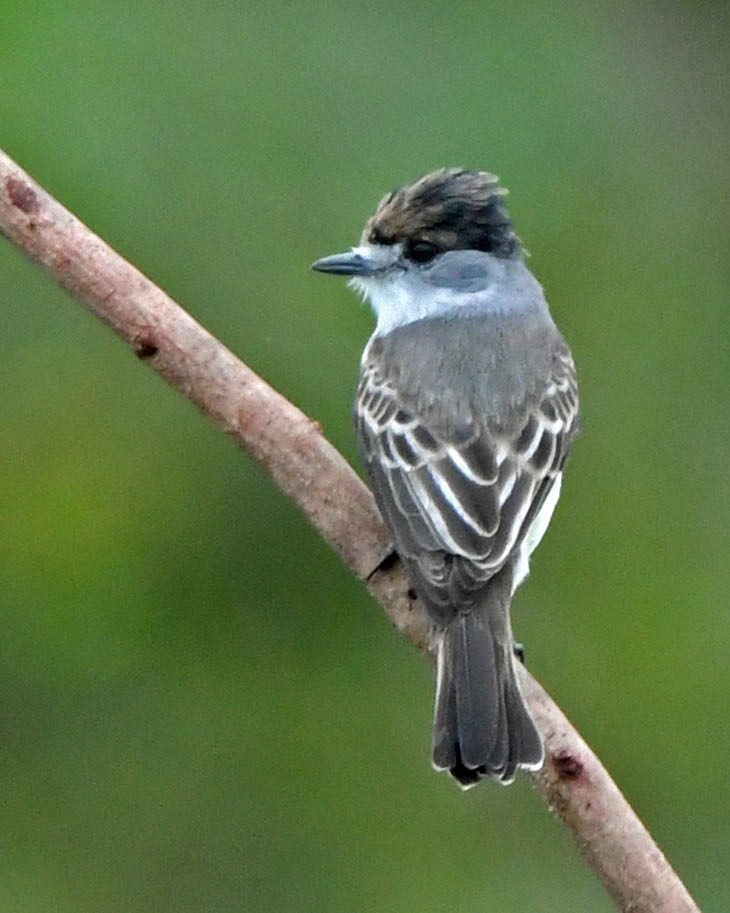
[312,169,579,787]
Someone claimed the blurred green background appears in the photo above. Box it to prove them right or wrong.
[1,3,728,911]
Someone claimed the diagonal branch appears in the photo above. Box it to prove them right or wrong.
[0,148,700,913]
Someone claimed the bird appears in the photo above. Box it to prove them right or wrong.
[312,168,579,787]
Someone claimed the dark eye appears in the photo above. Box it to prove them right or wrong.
[404,239,440,264]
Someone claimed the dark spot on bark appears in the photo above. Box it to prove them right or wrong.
[6,177,39,214]
[407,587,418,601]
[133,333,159,359]
[553,751,583,781]
[135,342,158,359]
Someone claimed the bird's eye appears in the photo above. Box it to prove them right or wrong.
[404,239,440,264]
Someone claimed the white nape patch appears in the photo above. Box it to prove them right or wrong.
[512,474,562,591]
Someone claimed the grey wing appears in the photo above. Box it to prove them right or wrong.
[355,348,579,617]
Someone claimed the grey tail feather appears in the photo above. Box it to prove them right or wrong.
[431,610,544,788]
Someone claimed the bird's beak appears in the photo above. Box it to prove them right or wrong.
[311,249,379,277]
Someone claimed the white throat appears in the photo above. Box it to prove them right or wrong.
[348,243,541,336]
[353,272,498,335]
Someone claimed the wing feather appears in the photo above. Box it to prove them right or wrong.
[355,346,579,611]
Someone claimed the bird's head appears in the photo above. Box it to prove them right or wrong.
[312,169,528,333]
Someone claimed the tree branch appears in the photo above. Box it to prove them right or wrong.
[0,148,700,913]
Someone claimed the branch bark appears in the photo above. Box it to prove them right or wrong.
[0,148,700,913]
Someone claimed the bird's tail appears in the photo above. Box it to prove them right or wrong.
[431,605,544,788]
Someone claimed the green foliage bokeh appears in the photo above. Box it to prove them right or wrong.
[1,3,728,911]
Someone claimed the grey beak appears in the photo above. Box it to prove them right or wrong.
[311,250,378,277]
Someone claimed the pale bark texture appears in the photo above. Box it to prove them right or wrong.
[0,148,700,913]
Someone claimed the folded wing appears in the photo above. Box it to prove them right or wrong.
[355,345,579,616]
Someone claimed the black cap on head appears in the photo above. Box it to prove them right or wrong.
[362,168,522,260]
